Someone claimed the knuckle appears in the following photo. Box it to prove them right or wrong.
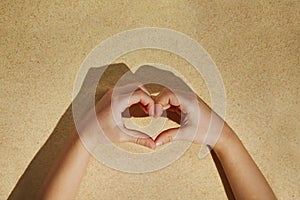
[135,137,145,146]
[168,135,173,143]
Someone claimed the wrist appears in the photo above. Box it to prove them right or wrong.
[212,123,237,156]
[71,129,97,155]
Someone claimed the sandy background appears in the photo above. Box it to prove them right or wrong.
[1,0,299,199]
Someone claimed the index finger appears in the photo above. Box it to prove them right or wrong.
[114,89,155,114]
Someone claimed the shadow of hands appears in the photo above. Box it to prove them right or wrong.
[8,63,229,200]
[7,63,221,200]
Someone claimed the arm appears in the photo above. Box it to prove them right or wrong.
[154,88,276,200]
[39,86,156,199]
[38,131,90,200]
[213,124,276,200]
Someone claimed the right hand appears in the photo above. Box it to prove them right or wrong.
[77,84,156,149]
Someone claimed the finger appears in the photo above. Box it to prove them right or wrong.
[155,89,183,118]
[155,88,180,108]
[154,128,178,147]
[154,127,193,147]
[128,90,155,115]
[156,88,198,114]
[135,137,156,150]
[116,89,155,114]
[149,103,164,118]
[120,128,156,149]
[129,89,154,109]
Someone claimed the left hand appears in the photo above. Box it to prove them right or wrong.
[153,88,223,148]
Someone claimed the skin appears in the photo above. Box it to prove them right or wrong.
[154,89,276,200]
[39,87,276,200]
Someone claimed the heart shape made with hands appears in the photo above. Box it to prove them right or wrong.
[123,100,180,148]
[110,85,200,150]
[87,65,202,150]
[134,101,182,147]
[74,63,216,166]
[74,63,226,172]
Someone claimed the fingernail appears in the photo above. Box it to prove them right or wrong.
[156,141,162,147]
[163,104,171,110]
[149,105,155,116]
[154,104,163,118]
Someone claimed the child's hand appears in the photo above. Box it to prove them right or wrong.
[154,88,224,148]
[78,84,156,149]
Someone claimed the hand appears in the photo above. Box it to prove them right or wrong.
[77,84,156,149]
[154,88,224,148]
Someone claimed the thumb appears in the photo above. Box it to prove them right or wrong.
[155,126,195,147]
[154,127,180,147]
[121,128,156,149]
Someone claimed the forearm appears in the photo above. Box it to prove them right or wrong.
[213,124,276,200]
[39,131,91,200]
